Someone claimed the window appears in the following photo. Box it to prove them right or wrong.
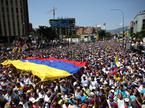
[2,7,4,12]
[21,8,23,13]
[7,7,9,13]
[0,0,3,5]
[15,0,18,7]
[6,0,8,6]
[136,21,138,24]
[84,36,88,38]
[3,20,7,36]
[13,21,16,36]
[0,20,2,36]
[142,19,145,30]
[11,12,16,36]
[16,8,18,13]
[10,0,13,6]
[17,18,20,36]
[20,0,23,7]
[8,19,11,35]
[11,7,14,13]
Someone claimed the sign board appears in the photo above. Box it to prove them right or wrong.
[49,18,75,28]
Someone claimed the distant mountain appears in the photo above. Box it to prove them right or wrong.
[107,26,129,34]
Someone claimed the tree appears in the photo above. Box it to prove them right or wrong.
[131,30,145,40]
[36,26,58,42]
[105,32,112,39]
[98,30,112,40]
[138,30,145,39]
[98,30,106,38]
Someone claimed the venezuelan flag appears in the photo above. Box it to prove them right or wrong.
[115,55,121,67]
[2,57,87,81]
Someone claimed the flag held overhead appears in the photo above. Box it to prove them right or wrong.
[2,57,87,81]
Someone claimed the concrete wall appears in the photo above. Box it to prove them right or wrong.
[134,13,145,33]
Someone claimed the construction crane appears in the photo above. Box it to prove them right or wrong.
[48,7,57,19]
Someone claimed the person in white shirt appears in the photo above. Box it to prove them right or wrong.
[81,76,89,87]
[89,76,98,91]
[117,93,125,108]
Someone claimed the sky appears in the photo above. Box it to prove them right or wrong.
[28,0,145,30]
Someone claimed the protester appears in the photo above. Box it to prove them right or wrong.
[0,38,145,108]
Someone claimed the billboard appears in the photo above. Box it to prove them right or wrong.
[49,18,75,28]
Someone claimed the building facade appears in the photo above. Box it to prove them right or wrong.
[133,10,145,33]
[76,27,96,36]
[76,26,99,42]
[0,0,29,42]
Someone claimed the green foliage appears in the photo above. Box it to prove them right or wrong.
[131,30,145,40]
[36,26,58,41]
[98,30,112,39]
[98,30,106,37]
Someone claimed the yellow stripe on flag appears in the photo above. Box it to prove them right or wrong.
[2,60,71,81]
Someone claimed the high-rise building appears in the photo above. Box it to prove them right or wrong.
[0,0,29,43]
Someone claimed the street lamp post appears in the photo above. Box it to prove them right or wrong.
[110,9,125,47]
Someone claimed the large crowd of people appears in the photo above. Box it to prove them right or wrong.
[0,38,145,108]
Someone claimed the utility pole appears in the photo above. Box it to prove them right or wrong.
[48,7,58,41]
[48,7,57,19]
[103,23,106,41]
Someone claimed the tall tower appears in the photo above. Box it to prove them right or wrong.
[0,0,29,43]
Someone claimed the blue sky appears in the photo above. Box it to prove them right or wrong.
[28,0,145,30]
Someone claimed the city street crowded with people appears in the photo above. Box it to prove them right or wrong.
[0,39,145,108]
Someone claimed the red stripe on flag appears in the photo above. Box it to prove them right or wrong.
[25,57,87,67]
